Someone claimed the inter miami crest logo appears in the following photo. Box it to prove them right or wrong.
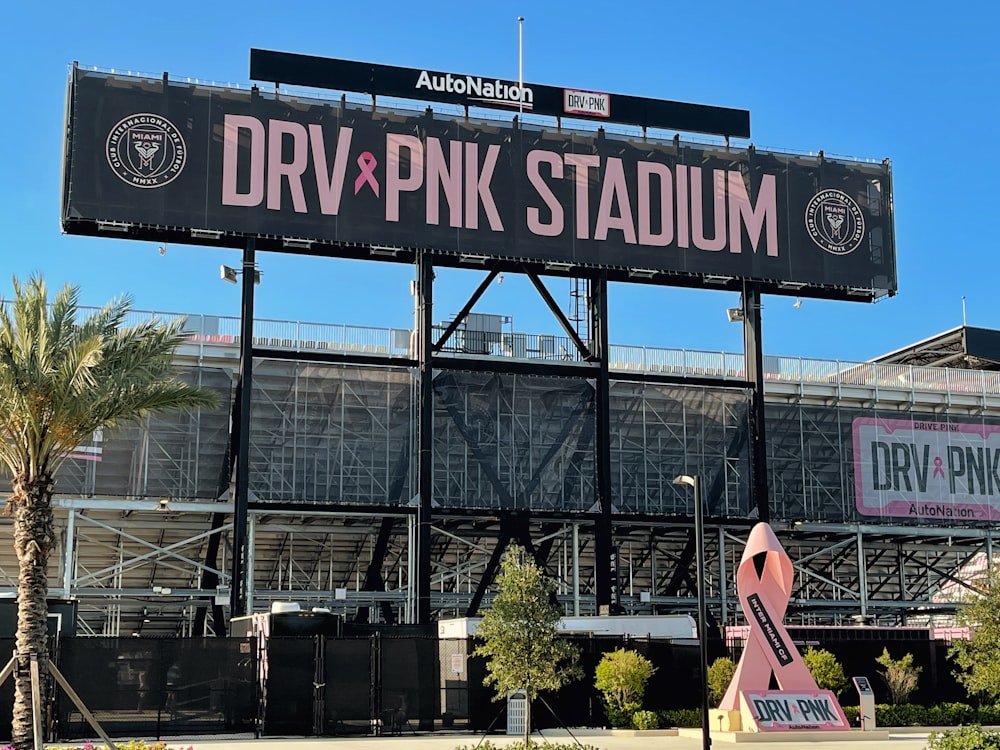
[105,113,186,188]
[804,189,865,255]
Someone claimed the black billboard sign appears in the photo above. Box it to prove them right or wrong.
[249,48,752,139]
[62,68,897,300]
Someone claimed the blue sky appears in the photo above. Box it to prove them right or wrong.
[2,1,996,363]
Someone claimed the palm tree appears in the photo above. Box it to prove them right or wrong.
[0,275,218,749]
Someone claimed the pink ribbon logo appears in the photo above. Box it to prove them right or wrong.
[719,523,821,711]
[933,456,945,478]
[354,152,379,197]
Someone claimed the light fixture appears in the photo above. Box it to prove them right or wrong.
[156,498,170,511]
[190,228,224,240]
[282,237,313,250]
[778,280,807,291]
[726,307,744,323]
[220,265,261,284]
[459,253,489,265]
[704,274,734,285]
[628,268,657,279]
[369,245,401,257]
[847,287,872,297]
[543,261,575,272]
[96,220,131,232]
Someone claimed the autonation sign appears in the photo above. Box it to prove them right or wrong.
[854,417,1000,521]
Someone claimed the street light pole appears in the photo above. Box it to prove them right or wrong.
[674,474,711,750]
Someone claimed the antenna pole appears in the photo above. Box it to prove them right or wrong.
[517,16,524,117]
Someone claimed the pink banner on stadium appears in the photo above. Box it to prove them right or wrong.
[853,417,1000,521]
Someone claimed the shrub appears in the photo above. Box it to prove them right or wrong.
[594,648,656,728]
[875,647,922,704]
[930,703,975,726]
[876,702,925,726]
[926,725,1000,750]
[632,710,659,730]
[976,704,1000,725]
[870,702,986,727]
[707,656,736,705]
[657,708,701,728]
[842,705,858,724]
[802,647,849,697]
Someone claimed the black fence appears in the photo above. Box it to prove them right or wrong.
[56,637,256,740]
[0,629,967,743]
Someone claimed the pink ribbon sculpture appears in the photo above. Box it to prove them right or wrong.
[718,522,848,731]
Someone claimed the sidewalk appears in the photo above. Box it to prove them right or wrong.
[146,729,936,750]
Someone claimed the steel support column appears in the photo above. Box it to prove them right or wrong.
[718,526,728,624]
[742,283,769,523]
[573,522,581,616]
[592,271,615,613]
[61,509,75,599]
[231,238,256,617]
[857,530,869,619]
[416,253,434,624]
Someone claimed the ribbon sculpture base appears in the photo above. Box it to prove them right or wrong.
[717,522,850,732]
[740,690,849,732]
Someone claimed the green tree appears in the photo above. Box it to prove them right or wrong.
[594,648,657,727]
[707,656,736,706]
[473,544,582,745]
[875,647,922,704]
[803,647,849,697]
[950,566,1000,702]
[0,276,217,750]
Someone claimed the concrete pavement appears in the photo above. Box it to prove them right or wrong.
[137,728,938,750]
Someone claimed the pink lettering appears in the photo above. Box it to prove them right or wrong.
[675,165,689,248]
[266,121,309,213]
[427,138,463,228]
[309,125,353,216]
[526,150,563,237]
[637,162,673,246]
[385,134,424,223]
[594,157,636,244]
[691,167,727,252]
[222,115,264,207]
[565,154,600,239]
[464,143,503,231]
[729,172,778,256]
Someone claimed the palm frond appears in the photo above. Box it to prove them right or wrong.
[0,276,219,483]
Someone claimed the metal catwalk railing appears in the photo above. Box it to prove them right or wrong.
[23,301,992,398]
[168,310,1000,398]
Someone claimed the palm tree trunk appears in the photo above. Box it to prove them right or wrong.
[11,473,55,750]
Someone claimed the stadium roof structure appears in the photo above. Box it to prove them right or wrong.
[872,326,1000,370]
